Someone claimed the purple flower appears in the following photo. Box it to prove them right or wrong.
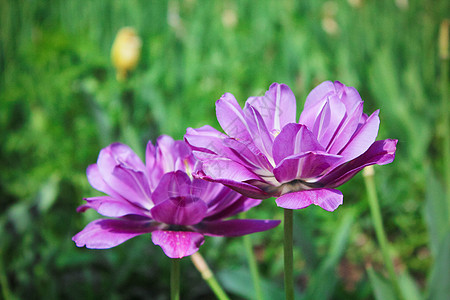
[185,81,397,211]
[73,136,280,258]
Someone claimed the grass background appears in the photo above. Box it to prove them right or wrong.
[0,0,449,299]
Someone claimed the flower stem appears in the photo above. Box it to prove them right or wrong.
[363,166,404,300]
[171,258,180,300]
[439,20,450,215]
[191,252,230,300]
[243,234,263,300]
[283,208,294,300]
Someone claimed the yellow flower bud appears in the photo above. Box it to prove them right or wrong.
[111,27,142,81]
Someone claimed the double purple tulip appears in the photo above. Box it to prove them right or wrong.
[73,136,280,258]
[185,81,397,211]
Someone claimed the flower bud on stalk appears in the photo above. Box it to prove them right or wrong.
[111,27,142,81]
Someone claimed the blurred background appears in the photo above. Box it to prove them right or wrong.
[1,0,448,299]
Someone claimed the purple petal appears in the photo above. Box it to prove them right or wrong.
[72,219,157,249]
[246,83,297,132]
[333,81,363,112]
[195,169,270,199]
[273,123,324,165]
[97,145,152,209]
[150,195,208,225]
[243,105,275,161]
[223,138,273,171]
[216,93,252,141]
[107,143,147,172]
[77,196,150,218]
[311,94,347,147]
[319,139,397,188]
[276,189,343,211]
[201,158,262,182]
[185,125,229,156]
[326,101,364,154]
[151,171,192,205]
[146,140,163,190]
[303,81,335,110]
[204,196,262,221]
[155,135,178,173]
[197,219,280,237]
[151,230,205,258]
[273,152,342,183]
[338,110,380,161]
[86,164,128,202]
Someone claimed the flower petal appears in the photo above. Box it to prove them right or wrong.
[311,93,347,147]
[326,101,364,154]
[86,164,128,202]
[150,194,208,225]
[272,123,324,165]
[97,144,152,209]
[197,219,280,237]
[276,189,343,211]
[243,104,275,161]
[151,230,204,258]
[151,171,193,206]
[77,196,150,218]
[72,219,157,249]
[185,125,230,156]
[216,93,252,141]
[201,158,262,182]
[204,193,262,221]
[273,152,342,183]
[338,110,380,161]
[319,139,397,188]
[195,168,270,199]
[146,140,163,190]
[246,83,297,132]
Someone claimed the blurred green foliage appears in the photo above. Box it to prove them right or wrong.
[1,0,449,299]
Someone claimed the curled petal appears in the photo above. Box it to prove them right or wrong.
[197,219,281,237]
[151,230,204,258]
[72,219,157,249]
[276,189,343,211]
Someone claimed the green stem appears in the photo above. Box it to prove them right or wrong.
[243,234,263,300]
[440,26,450,217]
[171,258,180,300]
[191,252,230,300]
[363,167,404,300]
[283,208,294,300]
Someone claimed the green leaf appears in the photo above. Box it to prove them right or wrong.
[426,232,450,300]
[398,271,422,300]
[424,168,449,256]
[302,209,355,299]
[217,268,299,300]
[367,267,396,300]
